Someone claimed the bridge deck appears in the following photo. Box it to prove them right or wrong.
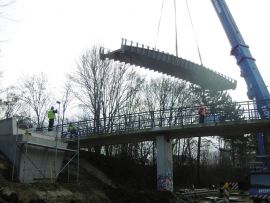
[100,39,237,91]
[67,119,270,147]
[34,100,270,148]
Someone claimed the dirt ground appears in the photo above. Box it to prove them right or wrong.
[0,152,184,203]
[0,151,255,203]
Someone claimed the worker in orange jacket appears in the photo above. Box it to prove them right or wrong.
[198,103,206,124]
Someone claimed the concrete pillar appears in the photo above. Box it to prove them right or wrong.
[156,135,173,192]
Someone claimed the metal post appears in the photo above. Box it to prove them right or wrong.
[60,103,64,137]
[68,160,70,182]
[57,101,61,131]
[77,131,80,183]
[12,120,19,182]
[54,101,61,181]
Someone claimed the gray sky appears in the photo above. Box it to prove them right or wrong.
[0,0,269,102]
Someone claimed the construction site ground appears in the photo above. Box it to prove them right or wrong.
[0,151,252,203]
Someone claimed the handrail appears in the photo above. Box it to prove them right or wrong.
[29,99,270,138]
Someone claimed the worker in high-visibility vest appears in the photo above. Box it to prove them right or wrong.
[48,106,58,131]
[223,182,230,203]
[68,123,77,138]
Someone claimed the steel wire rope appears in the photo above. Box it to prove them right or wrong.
[155,0,179,57]
[173,0,179,57]
[154,0,165,49]
[185,0,204,66]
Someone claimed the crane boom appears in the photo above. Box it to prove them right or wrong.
[211,1,270,201]
[210,0,270,118]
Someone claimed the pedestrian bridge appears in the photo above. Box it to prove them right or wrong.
[68,119,270,147]
[39,100,270,148]
[24,99,270,191]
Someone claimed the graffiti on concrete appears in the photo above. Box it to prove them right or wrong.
[157,170,173,191]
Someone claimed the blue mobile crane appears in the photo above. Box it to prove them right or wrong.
[211,0,270,202]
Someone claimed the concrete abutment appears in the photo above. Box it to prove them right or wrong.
[0,118,68,183]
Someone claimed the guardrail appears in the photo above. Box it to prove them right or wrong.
[27,99,270,139]
[177,189,218,201]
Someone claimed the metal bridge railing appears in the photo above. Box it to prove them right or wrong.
[29,100,270,139]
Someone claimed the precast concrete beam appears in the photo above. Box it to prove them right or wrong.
[100,39,237,91]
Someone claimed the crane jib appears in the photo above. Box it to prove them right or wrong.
[210,0,270,114]
[211,0,270,201]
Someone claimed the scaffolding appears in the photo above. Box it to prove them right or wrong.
[11,121,81,183]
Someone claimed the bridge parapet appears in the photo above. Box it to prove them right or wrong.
[34,100,270,140]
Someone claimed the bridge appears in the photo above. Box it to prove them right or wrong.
[51,100,270,147]
[27,40,270,191]
[30,38,267,191]
[96,39,269,192]
[32,100,270,191]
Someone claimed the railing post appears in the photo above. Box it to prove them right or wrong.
[124,115,127,131]
[169,108,173,126]
[138,116,141,129]
[150,111,155,128]
[110,116,113,133]
[247,101,251,120]
[93,119,95,134]
[159,109,162,127]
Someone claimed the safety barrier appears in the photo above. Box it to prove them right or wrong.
[178,189,218,201]
[30,99,270,139]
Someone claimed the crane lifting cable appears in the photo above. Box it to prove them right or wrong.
[156,0,201,61]
[155,0,165,49]
[155,0,179,57]
[185,0,204,66]
[174,0,179,57]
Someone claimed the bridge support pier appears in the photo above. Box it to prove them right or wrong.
[156,135,173,192]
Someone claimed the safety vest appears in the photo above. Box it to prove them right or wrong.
[68,124,76,132]
[48,110,56,119]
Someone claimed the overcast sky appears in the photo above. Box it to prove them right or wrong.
[0,0,269,102]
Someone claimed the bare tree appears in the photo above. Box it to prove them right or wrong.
[0,86,21,119]
[18,73,51,128]
[70,46,144,154]
[144,77,190,111]
[143,76,193,166]
[69,47,109,132]
[60,82,73,126]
